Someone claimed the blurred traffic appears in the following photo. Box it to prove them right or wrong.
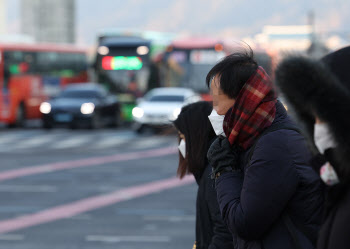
[0,31,278,130]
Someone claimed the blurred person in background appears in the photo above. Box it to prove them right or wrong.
[126,72,143,98]
[276,46,350,249]
[173,101,234,249]
[205,50,323,249]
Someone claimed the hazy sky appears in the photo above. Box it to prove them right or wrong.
[4,0,350,45]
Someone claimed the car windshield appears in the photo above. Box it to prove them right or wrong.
[148,95,185,102]
[59,90,101,99]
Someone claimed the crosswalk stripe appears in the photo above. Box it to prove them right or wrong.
[0,134,22,144]
[132,136,174,149]
[0,130,176,151]
[86,235,171,243]
[12,135,56,149]
[95,137,129,148]
[143,215,195,222]
[53,137,91,149]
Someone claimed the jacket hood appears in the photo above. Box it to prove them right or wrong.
[275,46,350,180]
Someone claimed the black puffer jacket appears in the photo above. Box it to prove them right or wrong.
[195,164,234,249]
[310,149,350,249]
[214,102,323,249]
[275,46,350,249]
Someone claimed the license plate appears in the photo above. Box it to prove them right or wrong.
[54,113,72,122]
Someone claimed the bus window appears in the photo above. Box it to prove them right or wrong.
[165,50,189,87]
[164,49,225,92]
[77,54,87,72]
[3,51,34,76]
[37,52,59,74]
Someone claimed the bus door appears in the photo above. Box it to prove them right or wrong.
[0,51,13,121]
[1,50,42,123]
[26,75,44,119]
[9,75,43,120]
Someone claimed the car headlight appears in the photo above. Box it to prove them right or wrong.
[81,103,95,115]
[97,46,109,55]
[136,46,149,55]
[40,102,51,114]
[170,108,181,121]
[132,107,144,118]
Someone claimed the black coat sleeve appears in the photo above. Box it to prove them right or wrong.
[215,132,300,241]
[204,176,234,249]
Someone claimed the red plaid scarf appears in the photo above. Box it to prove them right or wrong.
[223,66,277,149]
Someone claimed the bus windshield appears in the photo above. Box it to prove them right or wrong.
[164,49,225,93]
[164,49,274,93]
[95,36,152,95]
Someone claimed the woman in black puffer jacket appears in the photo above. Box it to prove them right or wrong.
[174,101,234,249]
[276,46,350,249]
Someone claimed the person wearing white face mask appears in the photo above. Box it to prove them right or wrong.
[205,49,323,249]
[178,139,186,158]
[276,46,350,249]
[173,101,234,249]
[314,121,339,186]
[208,109,226,137]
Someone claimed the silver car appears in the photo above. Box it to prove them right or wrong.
[132,87,202,133]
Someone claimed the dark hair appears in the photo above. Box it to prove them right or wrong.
[173,101,216,179]
[206,48,258,98]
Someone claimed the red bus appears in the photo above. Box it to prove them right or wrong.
[0,43,88,126]
[162,38,276,100]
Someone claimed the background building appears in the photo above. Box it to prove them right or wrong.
[21,0,75,44]
[0,0,6,35]
[254,25,314,52]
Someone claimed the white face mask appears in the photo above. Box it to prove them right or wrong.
[208,109,226,137]
[320,162,340,186]
[314,123,337,154]
[178,139,186,158]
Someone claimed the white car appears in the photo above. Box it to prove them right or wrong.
[132,87,202,133]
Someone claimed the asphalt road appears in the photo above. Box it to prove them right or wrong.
[0,126,197,249]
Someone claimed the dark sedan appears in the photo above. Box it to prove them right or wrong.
[40,83,121,129]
